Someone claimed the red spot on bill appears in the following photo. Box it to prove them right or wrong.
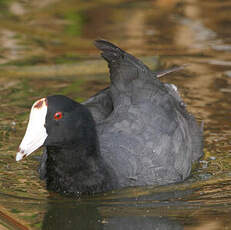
[34,100,43,109]
[34,98,47,109]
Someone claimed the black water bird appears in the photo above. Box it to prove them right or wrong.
[16,40,203,195]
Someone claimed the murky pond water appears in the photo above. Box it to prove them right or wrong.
[0,0,231,229]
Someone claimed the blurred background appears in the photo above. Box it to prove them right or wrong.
[0,0,231,229]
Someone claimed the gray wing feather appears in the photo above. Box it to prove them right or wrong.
[82,87,113,123]
[94,40,203,186]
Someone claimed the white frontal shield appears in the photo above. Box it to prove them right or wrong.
[16,98,48,161]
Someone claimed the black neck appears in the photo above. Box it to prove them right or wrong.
[44,144,116,196]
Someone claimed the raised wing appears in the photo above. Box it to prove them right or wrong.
[94,40,159,106]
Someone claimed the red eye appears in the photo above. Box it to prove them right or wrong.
[54,112,63,120]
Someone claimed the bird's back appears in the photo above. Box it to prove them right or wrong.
[86,40,203,187]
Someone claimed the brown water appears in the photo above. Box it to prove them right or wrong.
[0,0,231,229]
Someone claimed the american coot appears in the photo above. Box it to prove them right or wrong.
[16,40,203,195]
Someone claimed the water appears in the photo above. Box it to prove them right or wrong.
[0,0,231,229]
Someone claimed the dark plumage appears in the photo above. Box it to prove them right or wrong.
[17,40,203,196]
[39,95,117,195]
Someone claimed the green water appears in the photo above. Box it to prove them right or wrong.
[0,0,231,229]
